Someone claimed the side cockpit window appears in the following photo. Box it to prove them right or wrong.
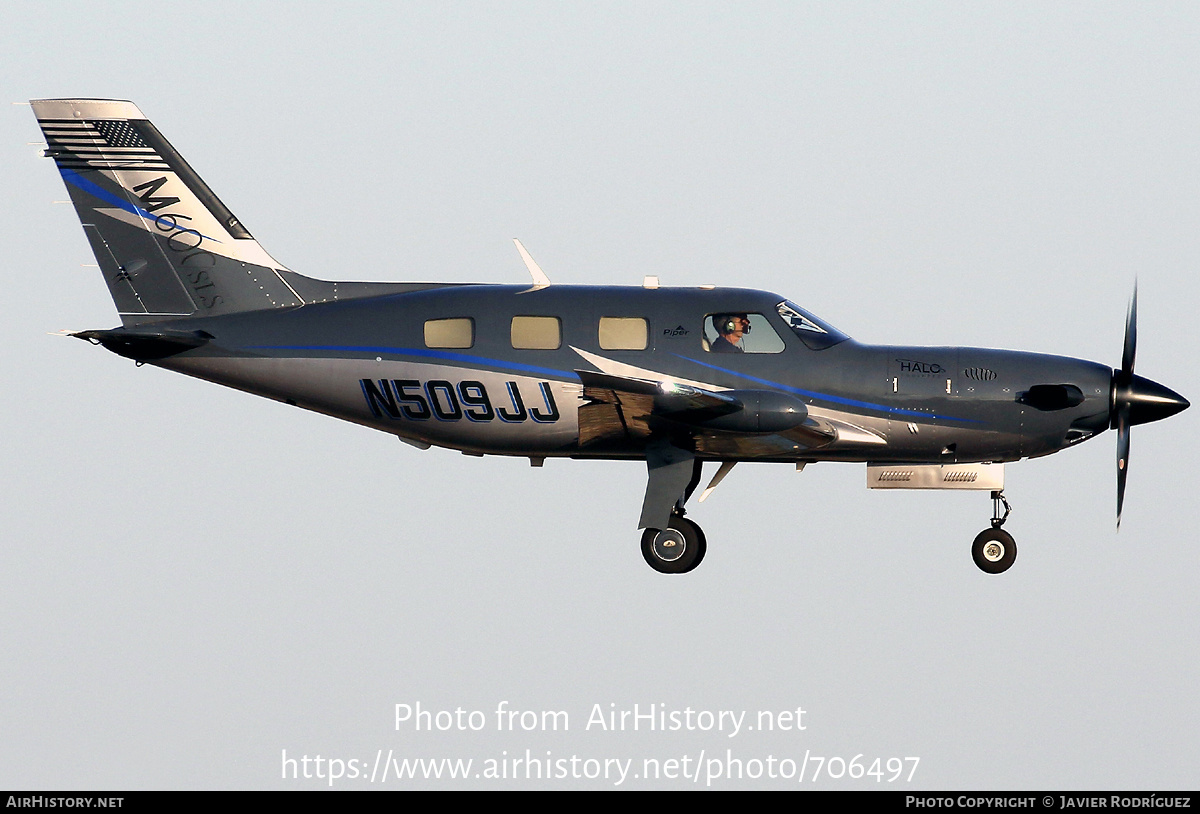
[703,313,784,354]
[424,318,474,349]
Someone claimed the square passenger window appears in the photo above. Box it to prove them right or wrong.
[511,316,562,350]
[424,318,474,349]
[703,313,785,354]
[598,317,648,350]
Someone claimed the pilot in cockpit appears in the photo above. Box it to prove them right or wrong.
[711,313,750,353]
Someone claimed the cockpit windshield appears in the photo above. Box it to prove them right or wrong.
[776,300,850,350]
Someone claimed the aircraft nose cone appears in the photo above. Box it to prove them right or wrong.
[1122,374,1189,426]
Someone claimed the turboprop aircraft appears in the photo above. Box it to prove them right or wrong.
[30,98,1189,575]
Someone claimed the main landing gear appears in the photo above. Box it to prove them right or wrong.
[641,511,708,574]
[639,446,713,574]
[971,490,1017,574]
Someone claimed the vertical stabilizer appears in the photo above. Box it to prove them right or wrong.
[32,98,305,324]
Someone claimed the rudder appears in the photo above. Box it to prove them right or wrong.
[32,98,305,324]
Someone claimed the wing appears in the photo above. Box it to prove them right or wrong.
[576,369,835,455]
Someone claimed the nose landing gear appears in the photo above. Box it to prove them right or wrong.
[972,490,1017,574]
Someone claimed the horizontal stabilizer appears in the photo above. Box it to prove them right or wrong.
[71,327,212,361]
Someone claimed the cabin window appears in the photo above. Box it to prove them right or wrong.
[598,317,648,350]
[703,312,785,354]
[511,316,562,350]
[424,318,474,349]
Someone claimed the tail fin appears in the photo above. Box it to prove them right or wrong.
[32,98,306,324]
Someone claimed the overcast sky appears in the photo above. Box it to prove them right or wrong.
[2,1,1197,789]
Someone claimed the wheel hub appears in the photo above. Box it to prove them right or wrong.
[651,529,687,562]
[982,541,1005,562]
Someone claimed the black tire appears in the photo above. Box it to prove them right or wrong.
[972,528,1017,574]
[641,516,707,574]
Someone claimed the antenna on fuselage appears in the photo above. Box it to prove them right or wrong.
[513,239,551,290]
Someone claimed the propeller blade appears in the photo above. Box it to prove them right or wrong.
[1113,283,1138,528]
[1110,284,1187,527]
[1121,283,1137,381]
[1116,407,1130,529]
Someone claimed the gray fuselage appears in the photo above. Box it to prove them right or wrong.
[145,284,1116,465]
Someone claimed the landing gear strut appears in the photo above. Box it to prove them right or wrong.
[972,490,1016,574]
